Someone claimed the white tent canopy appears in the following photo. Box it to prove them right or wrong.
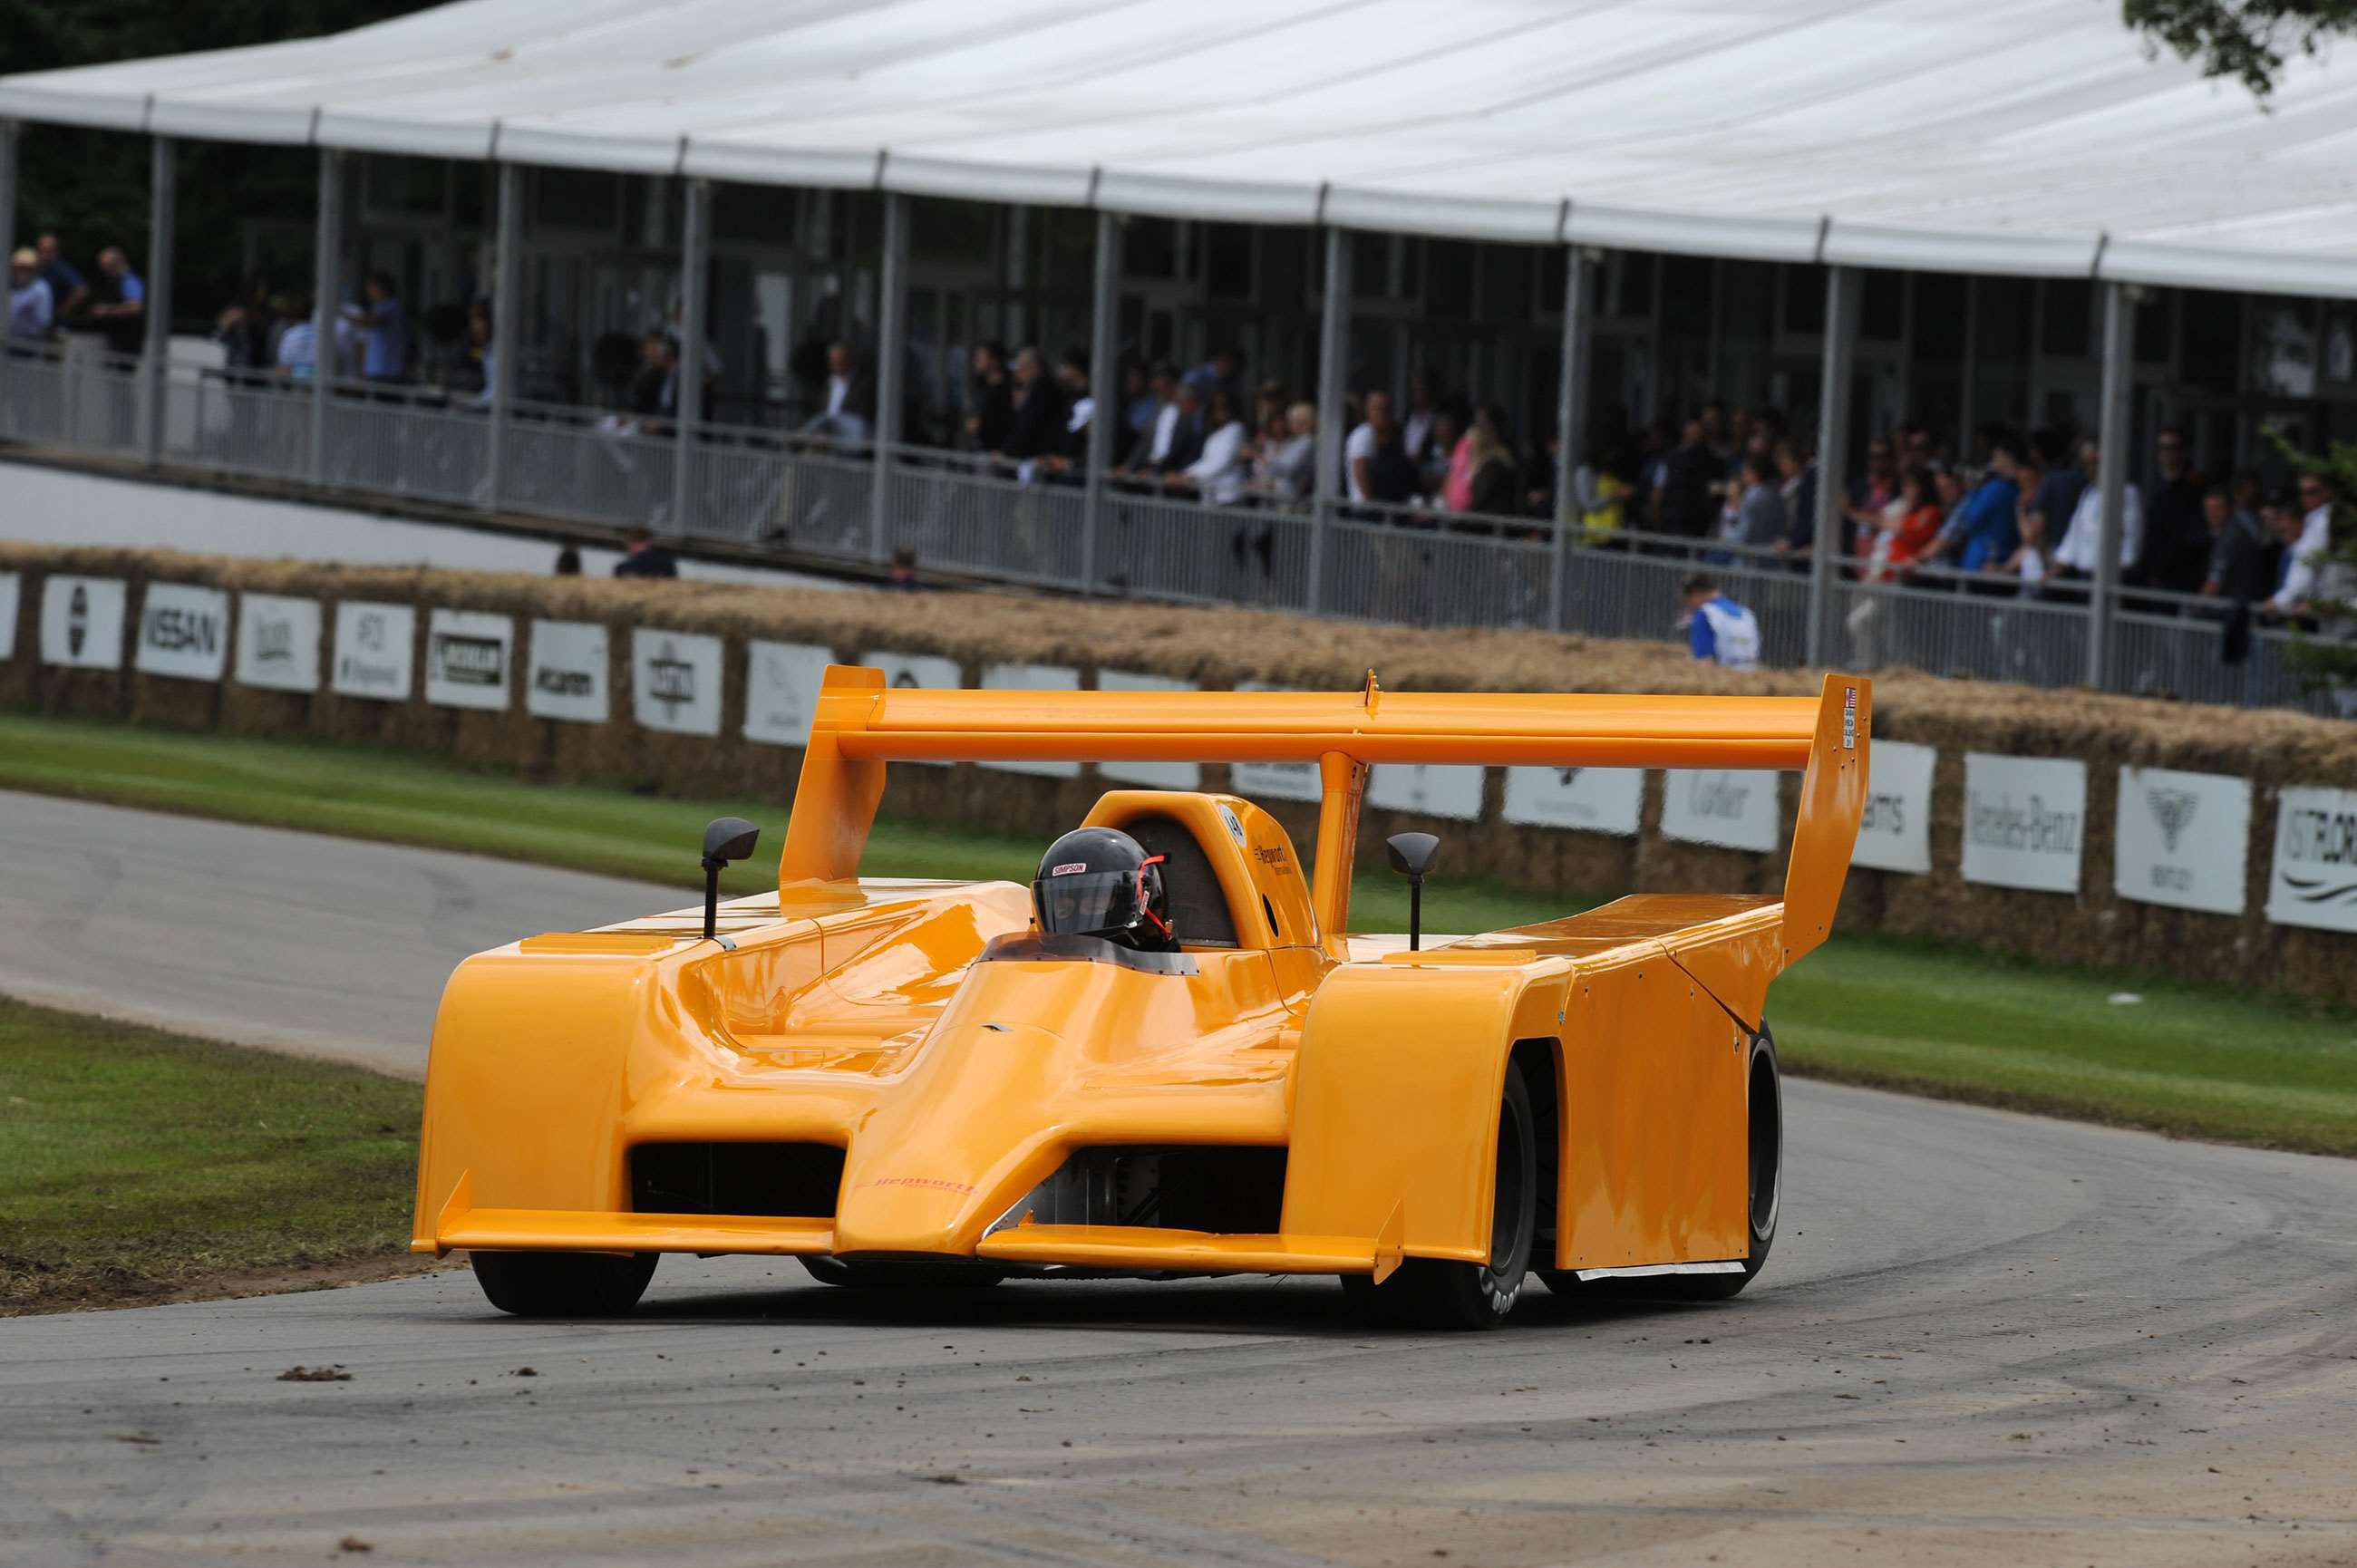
[5,0,2357,295]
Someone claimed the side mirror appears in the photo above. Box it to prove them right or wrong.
[699,816,761,943]
[1385,832,1440,951]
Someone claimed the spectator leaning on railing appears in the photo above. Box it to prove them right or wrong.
[86,247,146,358]
[2201,483,2273,602]
[2264,471,2339,621]
[342,270,409,386]
[7,248,53,341]
[2050,439,2143,580]
[34,233,87,323]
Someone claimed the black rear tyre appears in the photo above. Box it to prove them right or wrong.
[1538,1028,1781,1303]
[470,1250,658,1317]
[1343,1055,1538,1331]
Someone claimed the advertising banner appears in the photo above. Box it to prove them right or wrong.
[743,640,835,747]
[1366,763,1485,820]
[1227,682,1322,803]
[424,609,513,710]
[2114,766,2251,915]
[2265,785,2357,934]
[1096,670,1201,790]
[1960,753,2086,894]
[1499,767,1644,835]
[525,621,610,723]
[0,573,17,662]
[1850,740,1936,874]
[133,582,231,682]
[861,652,961,767]
[331,602,415,702]
[632,628,724,737]
[1660,769,1781,853]
[235,595,323,693]
[39,576,127,670]
[979,663,1082,778]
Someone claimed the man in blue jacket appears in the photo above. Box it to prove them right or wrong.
[1924,432,2023,573]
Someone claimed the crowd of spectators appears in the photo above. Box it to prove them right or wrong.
[8,231,147,356]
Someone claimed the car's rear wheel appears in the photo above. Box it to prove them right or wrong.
[470,1250,658,1317]
[1538,1028,1781,1303]
[1343,1056,1537,1331]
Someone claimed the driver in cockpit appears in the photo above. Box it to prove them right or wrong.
[1030,827,1178,953]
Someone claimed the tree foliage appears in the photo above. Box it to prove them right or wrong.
[4,1,434,323]
[2125,0,2357,95]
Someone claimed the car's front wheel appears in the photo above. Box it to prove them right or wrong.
[470,1250,658,1317]
[1343,1055,1538,1331]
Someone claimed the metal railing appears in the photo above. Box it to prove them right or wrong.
[0,341,2343,717]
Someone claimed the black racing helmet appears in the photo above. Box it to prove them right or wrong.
[1031,827,1174,951]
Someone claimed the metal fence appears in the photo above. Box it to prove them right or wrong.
[0,343,2344,718]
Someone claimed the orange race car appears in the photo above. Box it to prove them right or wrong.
[412,668,1870,1329]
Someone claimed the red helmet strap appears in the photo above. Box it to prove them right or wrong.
[1136,854,1170,937]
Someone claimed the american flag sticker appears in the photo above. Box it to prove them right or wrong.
[1842,687,1857,750]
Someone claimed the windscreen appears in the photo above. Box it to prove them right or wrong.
[1033,871,1140,936]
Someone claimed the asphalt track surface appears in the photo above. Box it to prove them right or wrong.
[5,792,2356,1565]
[0,789,689,1074]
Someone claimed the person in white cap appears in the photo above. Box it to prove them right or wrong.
[7,247,53,342]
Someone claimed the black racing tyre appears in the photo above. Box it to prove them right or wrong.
[1539,1028,1781,1303]
[799,1257,1005,1290]
[470,1250,658,1317]
[1343,1055,1538,1331]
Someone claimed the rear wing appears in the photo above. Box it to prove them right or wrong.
[782,667,1869,959]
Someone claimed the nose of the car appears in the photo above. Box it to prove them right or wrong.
[829,1014,1069,1258]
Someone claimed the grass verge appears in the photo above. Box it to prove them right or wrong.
[3,711,2353,1157]
[0,994,424,1313]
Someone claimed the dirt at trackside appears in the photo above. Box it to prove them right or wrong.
[1,1252,459,1318]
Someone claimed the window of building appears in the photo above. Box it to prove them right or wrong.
[714,183,794,247]
[2249,298,2318,398]
[1125,216,1180,281]
[2179,290,2239,395]
[1205,223,1254,301]
[913,198,994,265]
[1425,239,1475,321]
[533,169,622,234]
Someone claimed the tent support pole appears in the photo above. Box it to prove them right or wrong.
[1082,208,1119,596]
[2089,279,2136,690]
[1550,245,1589,633]
[485,160,520,513]
[142,134,176,468]
[0,121,17,427]
[1807,264,1857,669]
[308,148,341,486]
[1310,226,1351,616]
[870,189,906,566]
[671,174,710,538]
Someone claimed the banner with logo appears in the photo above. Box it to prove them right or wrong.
[1096,671,1201,790]
[39,576,127,670]
[1228,682,1323,803]
[631,628,723,737]
[525,621,610,723]
[2115,766,2251,915]
[861,652,961,767]
[0,573,17,662]
[1960,753,2086,894]
[980,663,1082,778]
[2265,785,2357,934]
[743,640,834,747]
[1499,767,1644,836]
[133,582,231,682]
[1660,769,1780,853]
[331,602,415,701]
[424,609,513,710]
[233,595,323,692]
[1367,763,1485,820]
[1851,740,1935,874]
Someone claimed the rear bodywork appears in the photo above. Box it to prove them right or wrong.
[413,671,1869,1283]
